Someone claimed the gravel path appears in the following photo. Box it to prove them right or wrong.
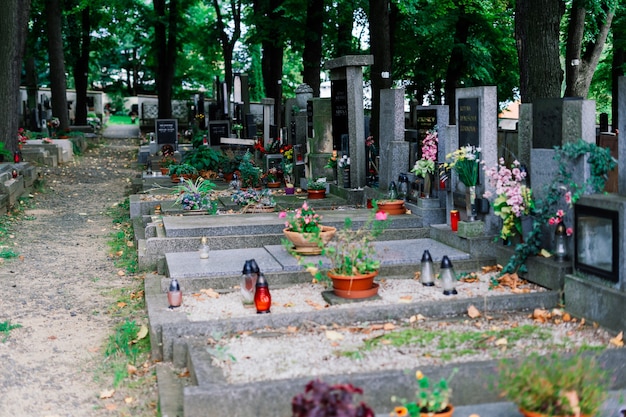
[0,135,141,417]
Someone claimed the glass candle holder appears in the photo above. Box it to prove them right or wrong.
[420,250,435,286]
[450,210,460,232]
[254,273,271,314]
[167,278,182,307]
[440,256,458,295]
[240,260,258,306]
[199,237,210,259]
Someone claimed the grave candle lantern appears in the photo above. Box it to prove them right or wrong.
[199,236,210,259]
[450,210,460,232]
[240,260,258,306]
[254,273,271,314]
[167,278,182,308]
[554,222,568,261]
[420,250,435,286]
[440,255,458,295]
[11,169,18,179]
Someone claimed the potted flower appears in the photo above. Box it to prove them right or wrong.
[483,158,534,241]
[169,163,198,182]
[292,379,375,417]
[159,144,176,175]
[307,177,328,199]
[173,177,218,213]
[265,167,281,188]
[443,145,481,221]
[231,188,276,213]
[297,205,389,298]
[279,202,336,255]
[391,370,456,417]
[498,352,608,417]
[281,146,295,194]
[411,129,438,198]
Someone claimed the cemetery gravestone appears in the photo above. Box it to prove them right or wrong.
[155,119,178,145]
[208,121,230,146]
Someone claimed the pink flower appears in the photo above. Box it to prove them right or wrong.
[565,191,572,205]
[549,217,556,225]
[566,227,573,236]
[375,211,388,221]
[278,211,287,219]
[302,202,309,210]
[556,209,564,218]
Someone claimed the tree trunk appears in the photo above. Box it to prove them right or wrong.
[212,0,242,111]
[154,0,179,119]
[444,9,471,125]
[369,0,392,148]
[302,0,324,97]
[0,0,30,152]
[564,1,614,98]
[336,1,354,57]
[71,6,91,126]
[46,0,70,131]
[515,0,565,102]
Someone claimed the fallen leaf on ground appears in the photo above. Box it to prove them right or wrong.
[287,326,298,333]
[124,397,134,404]
[200,288,220,298]
[117,302,127,308]
[117,270,126,276]
[105,404,117,410]
[305,299,325,310]
[100,389,115,399]
[467,305,481,318]
[398,295,412,303]
[127,364,137,375]
[178,368,190,378]
[383,323,395,331]
[325,330,344,341]
[495,337,507,346]
[539,249,552,257]
[610,331,624,347]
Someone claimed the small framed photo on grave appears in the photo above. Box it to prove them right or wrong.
[574,204,619,283]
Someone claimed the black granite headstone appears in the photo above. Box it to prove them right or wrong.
[208,121,230,146]
[533,98,563,149]
[331,79,349,151]
[155,119,178,144]
[458,98,479,148]
[414,109,438,159]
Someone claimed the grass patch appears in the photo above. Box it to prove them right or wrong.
[338,324,572,360]
[108,114,137,125]
[0,320,22,342]
[106,198,138,274]
[95,197,157,416]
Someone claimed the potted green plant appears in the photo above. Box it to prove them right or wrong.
[238,150,262,188]
[410,129,438,198]
[169,163,198,182]
[265,167,281,188]
[498,352,608,417]
[181,146,222,175]
[292,379,374,417]
[391,370,456,417]
[230,188,276,212]
[307,177,328,199]
[278,202,336,255]
[294,204,389,298]
[173,177,218,213]
[219,149,242,181]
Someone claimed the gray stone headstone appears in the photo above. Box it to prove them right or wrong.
[379,88,409,191]
[618,77,626,195]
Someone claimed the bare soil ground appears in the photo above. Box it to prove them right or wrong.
[0,136,157,417]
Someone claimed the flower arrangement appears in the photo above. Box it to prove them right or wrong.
[391,369,456,416]
[548,208,573,236]
[483,158,534,240]
[231,188,275,208]
[498,352,608,416]
[307,177,328,191]
[174,177,217,212]
[443,145,481,186]
[279,201,321,234]
[42,137,54,144]
[411,130,438,177]
[292,379,374,417]
[338,154,350,169]
[238,150,262,188]
[265,167,279,183]
[18,128,29,146]
[301,205,389,281]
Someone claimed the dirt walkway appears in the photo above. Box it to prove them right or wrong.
[0,136,147,416]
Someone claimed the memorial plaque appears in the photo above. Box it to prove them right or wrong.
[413,109,438,160]
[208,121,230,146]
[458,98,479,148]
[331,79,349,150]
[155,119,178,144]
[533,99,563,149]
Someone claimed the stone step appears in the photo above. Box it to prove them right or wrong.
[164,238,473,282]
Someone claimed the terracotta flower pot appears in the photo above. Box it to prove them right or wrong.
[283,226,336,255]
[267,181,281,188]
[307,189,326,199]
[328,270,379,298]
[419,405,455,417]
[519,408,590,417]
[377,199,406,215]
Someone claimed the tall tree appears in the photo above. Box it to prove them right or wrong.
[154,0,180,118]
[46,0,70,130]
[515,0,565,102]
[302,0,324,96]
[564,0,615,98]
[611,7,626,130]
[67,4,93,125]
[212,0,242,102]
[0,0,31,151]
[443,4,471,124]
[369,0,393,143]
